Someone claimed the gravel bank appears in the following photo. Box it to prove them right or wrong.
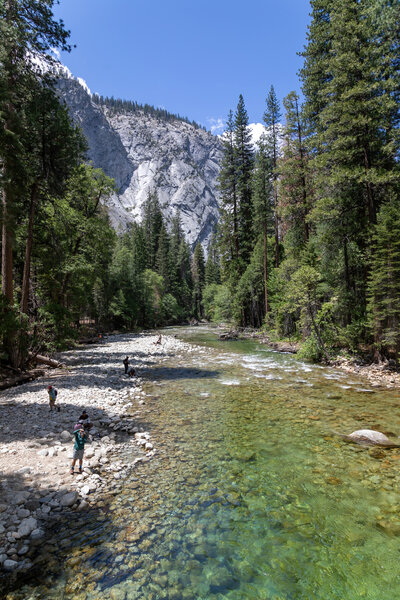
[0,332,191,578]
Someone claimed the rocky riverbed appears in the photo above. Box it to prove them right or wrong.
[0,332,193,581]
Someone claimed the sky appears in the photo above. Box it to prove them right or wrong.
[53,0,312,134]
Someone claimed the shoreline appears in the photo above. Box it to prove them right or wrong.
[0,332,193,586]
[2,326,399,586]
[242,330,400,390]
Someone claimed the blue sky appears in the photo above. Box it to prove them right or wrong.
[53,0,311,133]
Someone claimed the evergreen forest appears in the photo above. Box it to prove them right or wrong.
[205,0,400,363]
[1,0,400,370]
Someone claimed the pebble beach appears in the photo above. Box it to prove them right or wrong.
[0,332,193,578]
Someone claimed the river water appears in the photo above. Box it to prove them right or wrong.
[8,326,400,600]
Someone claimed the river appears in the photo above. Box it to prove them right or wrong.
[8,326,400,600]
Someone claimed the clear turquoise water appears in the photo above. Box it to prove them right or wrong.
[8,327,400,599]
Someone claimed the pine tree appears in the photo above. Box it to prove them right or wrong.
[0,0,71,305]
[0,0,71,365]
[263,85,282,267]
[234,95,254,269]
[142,191,163,270]
[156,222,170,290]
[300,0,400,329]
[279,91,311,253]
[205,233,221,286]
[177,239,193,314]
[192,243,205,318]
[252,136,273,315]
[20,84,86,315]
[217,110,239,282]
[368,198,400,357]
[168,210,184,299]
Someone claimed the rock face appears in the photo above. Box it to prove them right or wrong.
[58,77,223,250]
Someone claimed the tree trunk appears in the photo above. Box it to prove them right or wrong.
[273,186,279,268]
[21,183,38,314]
[263,224,269,315]
[1,188,13,303]
[28,351,64,368]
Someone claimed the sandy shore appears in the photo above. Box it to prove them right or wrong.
[0,332,192,577]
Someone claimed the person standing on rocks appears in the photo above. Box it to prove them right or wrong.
[78,410,93,432]
[71,427,87,474]
[123,356,129,374]
[47,385,60,412]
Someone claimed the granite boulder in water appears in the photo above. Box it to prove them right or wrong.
[342,429,400,447]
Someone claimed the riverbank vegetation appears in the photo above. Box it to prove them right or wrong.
[0,1,204,369]
[203,0,400,363]
[2,0,400,369]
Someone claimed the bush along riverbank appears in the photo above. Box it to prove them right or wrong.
[0,332,193,588]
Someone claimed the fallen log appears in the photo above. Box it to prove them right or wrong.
[219,330,239,340]
[0,369,45,391]
[28,352,64,368]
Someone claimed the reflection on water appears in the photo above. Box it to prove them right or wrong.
[7,326,400,599]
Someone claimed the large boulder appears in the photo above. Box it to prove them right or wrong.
[343,429,400,447]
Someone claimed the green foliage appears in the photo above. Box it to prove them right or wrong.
[161,294,181,323]
[214,0,400,362]
[202,284,233,323]
[92,94,205,130]
[367,198,400,355]
[233,238,265,327]
[297,335,324,363]
[192,243,205,318]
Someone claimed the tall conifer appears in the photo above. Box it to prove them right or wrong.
[234,95,254,269]
[263,86,282,267]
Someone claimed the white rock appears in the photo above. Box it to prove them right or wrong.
[16,467,31,475]
[37,449,48,457]
[85,447,95,459]
[347,429,391,445]
[60,431,72,441]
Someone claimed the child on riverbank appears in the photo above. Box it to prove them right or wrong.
[71,427,87,474]
[47,385,60,412]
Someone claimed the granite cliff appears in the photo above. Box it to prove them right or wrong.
[58,77,223,249]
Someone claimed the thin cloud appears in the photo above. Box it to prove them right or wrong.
[51,47,61,60]
[207,117,225,135]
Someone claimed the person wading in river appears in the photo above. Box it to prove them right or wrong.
[123,356,129,374]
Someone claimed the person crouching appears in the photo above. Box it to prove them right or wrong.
[71,427,87,475]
